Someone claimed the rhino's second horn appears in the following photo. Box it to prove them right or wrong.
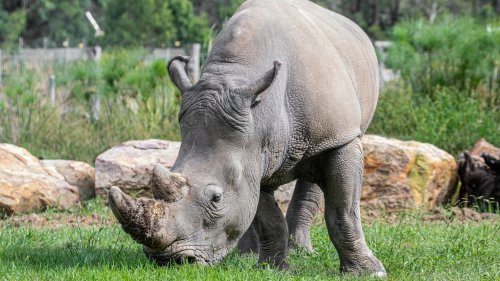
[151,164,190,202]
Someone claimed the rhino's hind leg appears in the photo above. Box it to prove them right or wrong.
[321,138,386,277]
[286,179,322,252]
[254,190,289,269]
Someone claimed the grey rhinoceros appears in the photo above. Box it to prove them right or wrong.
[109,0,385,276]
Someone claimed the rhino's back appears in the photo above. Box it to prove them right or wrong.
[211,0,379,156]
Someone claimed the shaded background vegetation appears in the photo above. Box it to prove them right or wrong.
[1,0,499,48]
[0,0,499,164]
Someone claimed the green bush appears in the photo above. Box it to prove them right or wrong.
[386,16,500,105]
[102,0,212,47]
[0,50,181,164]
[0,91,180,164]
[369,82,500,155]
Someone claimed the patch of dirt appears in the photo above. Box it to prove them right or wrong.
[359,207,499,225]
[1,207,498,229]
[0,213,117,229]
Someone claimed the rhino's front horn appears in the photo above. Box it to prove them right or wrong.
[109,186,136,223]
[109,186,171,248]
[151,164,190,202]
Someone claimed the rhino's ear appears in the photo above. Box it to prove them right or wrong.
[168,56,193,93]
[243,61,282,105]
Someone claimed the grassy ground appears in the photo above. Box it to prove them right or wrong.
[0,200,498,280]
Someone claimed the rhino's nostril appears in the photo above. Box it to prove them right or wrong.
[185,256,197,264]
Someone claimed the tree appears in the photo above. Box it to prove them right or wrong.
[0,4,26,50]
[169,0,211,45]
[103,0,174,47]
[2,0,93,47]
[311,0,500,39]
[192,0,244,29]
[103,0,210,47]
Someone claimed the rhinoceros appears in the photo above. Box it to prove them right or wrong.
[109,0,385,276]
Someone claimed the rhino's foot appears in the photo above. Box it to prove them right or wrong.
[320,140,386,278]
[258,257,289,270]
[288,229,313,253]
[340,253,386,277]
[286,179,322,253]
[255,190,289,270]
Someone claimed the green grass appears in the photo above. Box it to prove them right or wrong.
[0,201,498,280]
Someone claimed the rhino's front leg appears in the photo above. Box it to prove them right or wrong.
[321,138,386,277]
[236,220,260,255]
[254,190,289,269]
[286,179,322,252]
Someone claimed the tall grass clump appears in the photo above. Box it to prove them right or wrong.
[0,50,181,164]
[386,16,500,102]
[370,16,500,154]
[369,82,500,154]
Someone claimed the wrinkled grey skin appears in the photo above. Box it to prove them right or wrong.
[109,0,385,276]
[237,180,323,254]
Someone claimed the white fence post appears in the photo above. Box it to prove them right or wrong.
[188,43,201,83]
[165,48,171,62]
[89,93,100,123]
[89,46,101,123]
[49,75,56,105]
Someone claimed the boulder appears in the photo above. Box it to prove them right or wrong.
[41,160,96,200]
[0,144,81,214]
[275,181,298,211]
[95,140,181,196]
[277,136,458,211]
[470,138,500,158]
[361,135,458,210]
[95,136,458,211]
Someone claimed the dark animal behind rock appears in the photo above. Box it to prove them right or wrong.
[458,152,500,210]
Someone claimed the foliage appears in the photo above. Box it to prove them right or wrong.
[368,82,500,155]
[191,0,245,29]
[169,0,212,45]
[0,203,499,280]
[0,0,211,48]
[1,0,499,47]
[311,0,500,39]
[102,0,175,47]
[0,5,26,50]
[386,16,500,100]
[0,50,180,164]
[2,0,94,47]
[102,0,211,47]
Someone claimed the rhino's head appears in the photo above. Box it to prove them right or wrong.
[109,56,281,265]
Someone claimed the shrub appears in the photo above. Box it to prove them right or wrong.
[386,16,500,106]
[369,82,500,155]
[0,50,181,164]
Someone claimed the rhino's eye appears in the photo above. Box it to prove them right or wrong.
[212,193,222,203]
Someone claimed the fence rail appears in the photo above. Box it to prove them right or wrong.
[0,46,197,87]
[1,42,394,89]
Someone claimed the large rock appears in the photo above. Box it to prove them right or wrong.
[276,136,458,211]
[95,140,181,196]
[41,160,96,200]
[470,138,500,158]
[0,144,81,214]
[95,136,458,211]
[361,135,457,210]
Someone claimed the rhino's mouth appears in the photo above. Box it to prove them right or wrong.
[143,246,223,266]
